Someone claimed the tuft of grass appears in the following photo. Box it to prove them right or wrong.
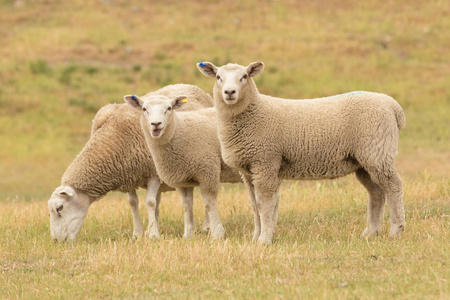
[29,59,52,75]
[59,64,78,85]
[68,98,98,113]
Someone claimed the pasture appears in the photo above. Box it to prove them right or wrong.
[0,0,449,298]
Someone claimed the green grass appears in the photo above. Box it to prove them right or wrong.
[0,1,450,199]
[0,0,449,199]
[0,0,449,298]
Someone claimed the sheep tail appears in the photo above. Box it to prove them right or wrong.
[391,100,406,130]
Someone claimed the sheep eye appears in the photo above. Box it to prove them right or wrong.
[216,75,221,80]
[242,74,248,79]
[166,107,172,113]
[56,205,63,213]
[143,107,147,112]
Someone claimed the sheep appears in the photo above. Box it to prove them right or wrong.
[48,84,213,242]
[197,61,406,245]
[124,94,242,239]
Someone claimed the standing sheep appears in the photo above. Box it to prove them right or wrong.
[198,61,406,245]
[123,94,242,239]
[48,84,213,241]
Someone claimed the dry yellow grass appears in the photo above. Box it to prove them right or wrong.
[1,176,449,298]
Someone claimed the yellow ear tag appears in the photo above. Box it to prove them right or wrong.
[181,98,188,103]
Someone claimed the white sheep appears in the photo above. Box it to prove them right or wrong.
[198,61,406,245]
[48,84,213,241]
[124,94,242,239]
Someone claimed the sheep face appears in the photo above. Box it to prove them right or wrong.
[124,95,188,139]
[48,186,90,242]
[197,61,264,105]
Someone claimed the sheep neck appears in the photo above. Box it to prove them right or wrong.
[62,110,156,203]
[61,133,129,203]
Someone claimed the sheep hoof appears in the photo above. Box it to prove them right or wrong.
[148,233,161,240]
[361,227,380,238]
[132,233,143,241]
[147,233,161,240]
[257,232,273,245]
[257,237,272,245]
[389,224,405,238]
[183,233,193,239]
[252,230,261,241]
[183,226,196,239]
[132,230,144,239]
[210,223,225,239]
[146,229,161,240]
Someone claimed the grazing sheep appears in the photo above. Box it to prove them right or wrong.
[197,61,406,245]
[48,84,213,242]
[124,94,242,239]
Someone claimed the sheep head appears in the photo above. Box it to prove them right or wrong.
[48,186,90,242]
[197,61,264,105]
[124,94,188,139]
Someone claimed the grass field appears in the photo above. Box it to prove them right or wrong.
[0,0,449,298]
[1,178,449,298]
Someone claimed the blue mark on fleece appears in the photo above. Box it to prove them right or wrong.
[342,91,364,96]
[199,62,207,67]
[334,91,365,98]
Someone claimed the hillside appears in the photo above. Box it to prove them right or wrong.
[0,0,449,198]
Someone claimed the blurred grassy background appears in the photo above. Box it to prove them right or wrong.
[0,0,449,199]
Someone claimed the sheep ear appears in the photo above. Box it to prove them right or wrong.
[247,61,264,77]
[197,61,218,78]
[124,94,144,110]
[58,186,74,198]
[171,95,189,110]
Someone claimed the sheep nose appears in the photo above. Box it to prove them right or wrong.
[224,90,236,96]
[151,122,161,127]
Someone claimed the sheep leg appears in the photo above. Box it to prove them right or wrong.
[366,167,406,238]
[356,168,386,237]
[203,205,211,232]
[254,176,282,245]
[242,174,261,241]
[384,170,406,238]
[127,190,144,238]
[272,180,282,226]
[145,177,161,239]
[200,187,225,239]
[178,187,196,239]
[155,190,161,221]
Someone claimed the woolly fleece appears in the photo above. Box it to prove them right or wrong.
[61,84,213,202]
[198,61,406,244]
